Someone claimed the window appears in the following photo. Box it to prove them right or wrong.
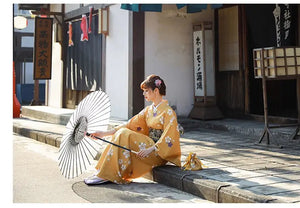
[21,36,34,48]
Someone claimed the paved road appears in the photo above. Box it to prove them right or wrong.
[13,133,210,203]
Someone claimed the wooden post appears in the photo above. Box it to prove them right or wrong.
[297,77,300,125]
[30,80,41,105]
[242,5,250,114]
[258,48,271,144]
[261,49,269,135]
[261,76,270,144]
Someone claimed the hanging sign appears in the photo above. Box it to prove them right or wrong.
[273,4,293,47]
[193,30,204,97]
[98,7,109,35]
[34,16,53,79]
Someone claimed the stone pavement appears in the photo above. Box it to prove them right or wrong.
[13,106,300,203]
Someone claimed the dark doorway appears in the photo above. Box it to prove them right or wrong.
[132,12,145,115]
[245,4,298,118]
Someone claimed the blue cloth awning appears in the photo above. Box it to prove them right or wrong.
[120,4,223,13]
[121,4,162,12]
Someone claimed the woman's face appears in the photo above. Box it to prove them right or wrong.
[143,88,156,102]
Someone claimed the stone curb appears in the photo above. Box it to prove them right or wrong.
[13,123,284,203]
[13,124,62,148]
[152,166,278,203]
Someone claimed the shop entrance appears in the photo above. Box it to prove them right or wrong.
[245,4,298,118]
[63,14,103,109]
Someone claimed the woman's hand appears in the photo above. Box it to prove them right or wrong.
[137,146,155,158]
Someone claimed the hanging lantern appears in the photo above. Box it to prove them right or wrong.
[14,16,28,29]
[98,7,109,36]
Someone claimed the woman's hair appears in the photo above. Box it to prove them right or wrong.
[140,74,166,96]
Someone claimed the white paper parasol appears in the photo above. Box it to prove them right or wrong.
[58,90,111,179]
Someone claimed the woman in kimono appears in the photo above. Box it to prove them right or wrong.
[84,75,181,185]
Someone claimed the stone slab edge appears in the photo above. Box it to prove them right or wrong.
[21,107,70,126]
[13,124,62,148]
[152,166,284,203]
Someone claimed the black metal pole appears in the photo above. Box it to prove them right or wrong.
[85,132,137,154]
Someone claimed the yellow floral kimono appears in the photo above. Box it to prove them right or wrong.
[95,100,181,184]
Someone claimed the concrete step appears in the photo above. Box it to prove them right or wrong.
[21,105,127,127]
[21,106,74,125]
[21,106,299,145]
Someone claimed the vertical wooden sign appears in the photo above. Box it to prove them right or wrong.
[193,29,204,97]
[189,22,223,120]
[34,17,53,80]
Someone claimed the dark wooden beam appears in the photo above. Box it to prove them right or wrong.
[64,4,113,22]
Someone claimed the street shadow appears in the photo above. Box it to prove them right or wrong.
[178,128,300,200]
[181,127,300,160]
[72,180,205,203]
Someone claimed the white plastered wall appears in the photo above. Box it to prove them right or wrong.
[145,6,214,116]
[47,4,64,108]
[47,38,63,108]
[105,5,131,120]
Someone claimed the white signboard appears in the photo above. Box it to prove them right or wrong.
[193,30,204,96]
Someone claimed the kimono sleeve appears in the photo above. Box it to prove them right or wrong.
[125,108,149,136]
[155,108,181,167]
[114,123,127,131]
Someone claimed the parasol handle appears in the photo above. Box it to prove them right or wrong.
[85,132,138,154]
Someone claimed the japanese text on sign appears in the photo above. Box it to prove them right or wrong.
[273,4,291,47]
[283,5,291,40]
[193,30,204,96]
[34,17,53,79]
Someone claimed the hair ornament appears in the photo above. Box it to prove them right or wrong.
[155,79,162,88]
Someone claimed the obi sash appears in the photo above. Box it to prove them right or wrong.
[149,128,163,142]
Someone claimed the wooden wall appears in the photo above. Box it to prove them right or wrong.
[215,5,246,117]
[216,70,245,117]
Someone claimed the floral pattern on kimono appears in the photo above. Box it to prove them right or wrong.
[150,102,181,166]
[95,100,181,184]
